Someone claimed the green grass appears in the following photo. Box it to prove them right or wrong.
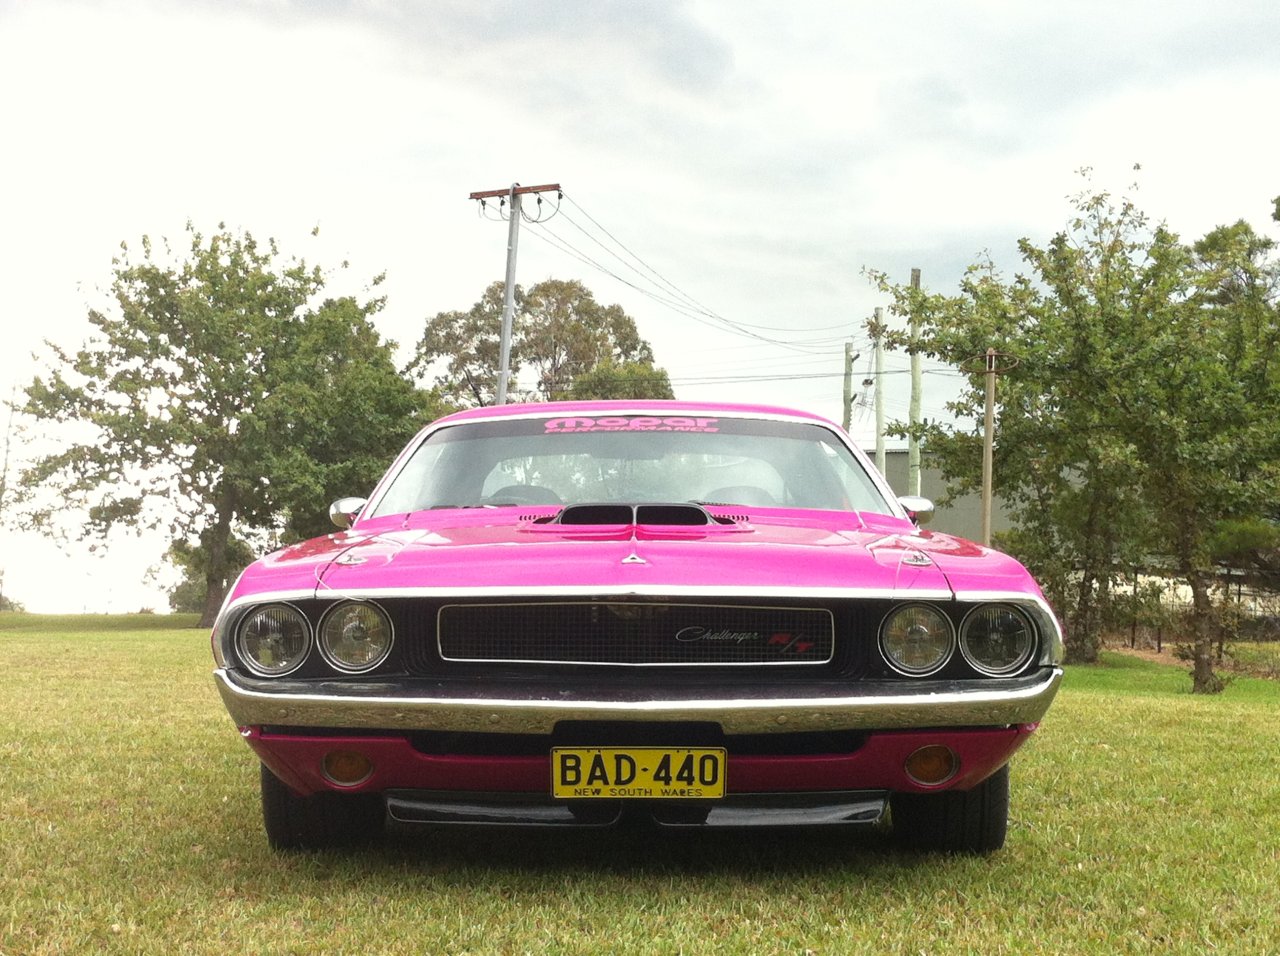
[0,611,202,632]
[1225,641,1280,679]
[3,620,1279,954]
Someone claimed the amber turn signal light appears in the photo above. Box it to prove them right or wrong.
[322,750,374,787]
[904,745,958,786]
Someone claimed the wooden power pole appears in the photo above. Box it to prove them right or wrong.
[468,182,561,404]
[842,341,854,431]
[981,348,997,546]
[908,268,922,496]
[873,307,886,476]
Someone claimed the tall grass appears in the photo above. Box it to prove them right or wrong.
[1226,641,1280,679]
[2,618,1278,954]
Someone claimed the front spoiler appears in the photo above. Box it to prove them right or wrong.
[385,789,887,828]
[214,667,1062,736]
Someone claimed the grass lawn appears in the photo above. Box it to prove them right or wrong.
[2,614,1278,955]
[1226,641,1280,679]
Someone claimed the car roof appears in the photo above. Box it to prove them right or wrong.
[431,400,839,428]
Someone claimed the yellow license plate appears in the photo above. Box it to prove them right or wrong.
[551,747,726,799]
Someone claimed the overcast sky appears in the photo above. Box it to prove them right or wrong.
[3,0,1279,612]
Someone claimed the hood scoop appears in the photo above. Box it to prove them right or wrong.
[558,503,724,526]
[517,503,753,538]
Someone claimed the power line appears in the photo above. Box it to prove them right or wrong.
[666,371,847,385]
[692,353,841,372]
[559,194,850,335]
[522,191,856,353]
[527,217,841,350]
[521,219,841,356]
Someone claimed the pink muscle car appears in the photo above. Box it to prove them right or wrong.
[212,401,1062,853]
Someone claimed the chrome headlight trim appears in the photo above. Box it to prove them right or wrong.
[879,602,956,677]
[235,602,312,678]
[317,600,395,674]
[959,603,1038,677]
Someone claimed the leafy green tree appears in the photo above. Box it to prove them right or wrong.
[0,388,18,614]
[568,360,674,400]
[165,535,256,614]
[0,565,22,614]
[1127,217,1280,691]
[252,293,442,541]
[408,278,671,404]
[19,224,434,626]
[1208,518,1280,585]
[519,279,661,399]
[871,180,1280,691]
[404,281,510,407]
[869,218,1151,665]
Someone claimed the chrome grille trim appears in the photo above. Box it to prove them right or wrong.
[436,601,836,667]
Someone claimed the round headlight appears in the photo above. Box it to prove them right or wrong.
[236,604,311,677]
[960,604,1036,676]
[880,603,955,677]
[319,601,393,673]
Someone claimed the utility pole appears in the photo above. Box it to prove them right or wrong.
[976,348,1016,547]
[873,307,886,476]
[981,348,997,547]
[468,182,561,404]
[908,268,922,496]
[842,340,854,431]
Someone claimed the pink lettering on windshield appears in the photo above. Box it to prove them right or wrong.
[544,417,720,433]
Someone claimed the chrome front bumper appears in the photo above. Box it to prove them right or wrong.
[214,667,1062,736]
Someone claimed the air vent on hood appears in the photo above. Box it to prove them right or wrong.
[556,503,717,526]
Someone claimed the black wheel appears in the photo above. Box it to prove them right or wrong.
[259,764,385,850]
[890,764,1010,854]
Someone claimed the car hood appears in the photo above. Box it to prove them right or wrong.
[229,508,1041,604]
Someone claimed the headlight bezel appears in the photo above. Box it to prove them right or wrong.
[317,600,395,674]
[234,602,313,678]
[879,602,957,677]
[959,603,1038,677]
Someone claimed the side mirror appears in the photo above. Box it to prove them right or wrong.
[329,497,368,530]
[898,495,935,526]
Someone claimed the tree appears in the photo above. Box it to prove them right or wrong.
[19,224,434,626]
[519,279,662,399]
[1126,217,1280,691]
[404,281,510,407]
[0,387,19,614]
[0,387,14,522]
[408,278,672,404]
[568,360,675,400]
[0,571,22,613]
[869,227,1151,666]
[871,178,1280,691]
[252,293,441,542]
[165,534,256,614]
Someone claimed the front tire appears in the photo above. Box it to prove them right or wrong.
[890,764,1010,854]
[260,764,385,850]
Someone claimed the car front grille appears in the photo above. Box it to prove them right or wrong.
[435,601,836,667]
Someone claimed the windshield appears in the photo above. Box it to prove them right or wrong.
[368,414,893,517]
